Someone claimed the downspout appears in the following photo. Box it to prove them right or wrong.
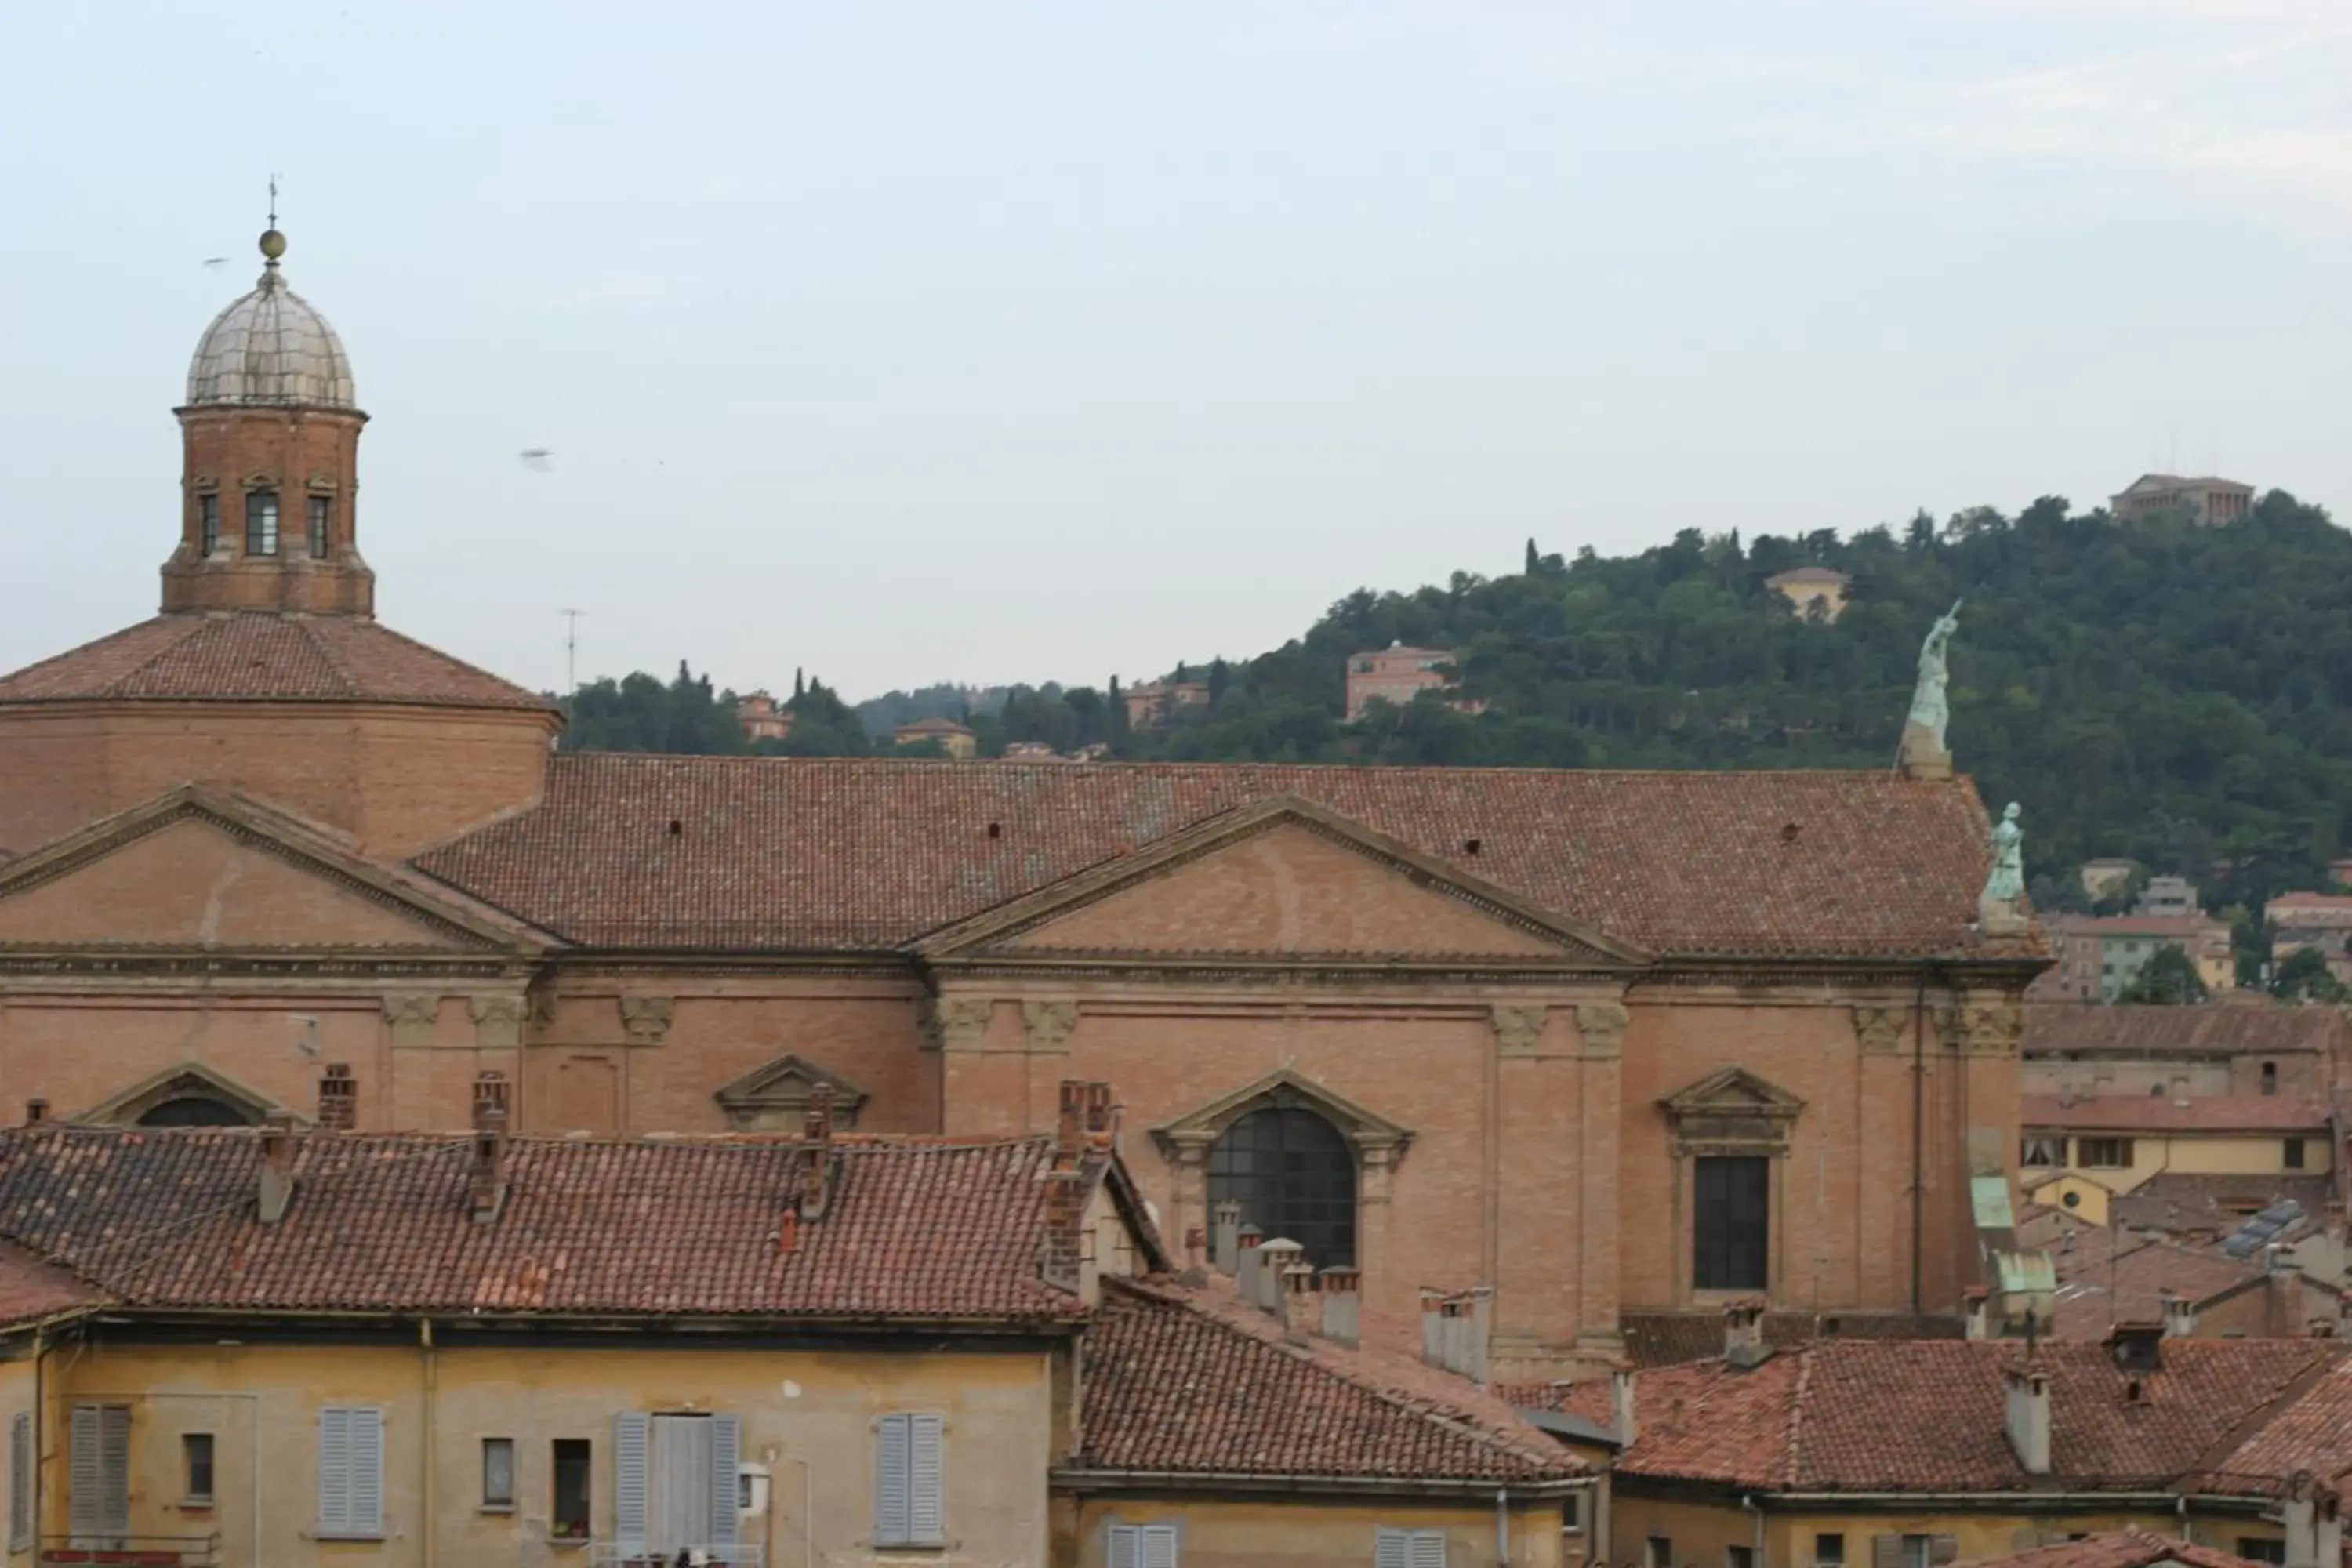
[1911,968,1929,1316]
[29,1330,41,1566]
[420,1320,437,1568]
[1745,1493,1766,1568]
[1496,1485,1508,1566]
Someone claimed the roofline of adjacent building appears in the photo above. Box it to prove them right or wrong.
[75,1305,1092,1336]
[1620,1479,2194,1508]
[1048,1467,1592,1498]
[0,691,564,720]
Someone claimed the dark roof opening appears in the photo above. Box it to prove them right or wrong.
[666,819,682,837]
[1464,837,1481,856]
[987,822,1001,840]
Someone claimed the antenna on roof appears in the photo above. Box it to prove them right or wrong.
[559,609,586,695]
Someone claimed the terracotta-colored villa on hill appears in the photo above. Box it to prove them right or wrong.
[0,222,2049,1381]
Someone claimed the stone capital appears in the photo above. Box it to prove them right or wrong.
[470,994,526,1051]
[1852,1005,1905,1056]
[382,994,440,1049]
[1574,1001,1631,1059]
[618,995,675,1047]
[1961,1002,2023,1057]
[933,998,994,1054]
[1490,1004,1547,1058]
[1021,1000,1078,1054]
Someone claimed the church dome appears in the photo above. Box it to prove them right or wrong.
[183,230,357,411]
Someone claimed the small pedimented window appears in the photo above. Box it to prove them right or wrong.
[1658,1065,1805,1157]
[712,1054,869,1132]
[78,1064,289,1130]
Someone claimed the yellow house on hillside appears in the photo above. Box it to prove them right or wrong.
[2020,1095,2333,1193]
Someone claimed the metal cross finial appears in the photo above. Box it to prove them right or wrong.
[267,173,278,230]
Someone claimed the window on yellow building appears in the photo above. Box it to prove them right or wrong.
[551,1439,591,1540]
[315,1406,385,1540]
[481,1438,514,1510]
[1816,1533,1846,1566]
[2022,1137,2061,1167]
[1375,1529,1446,1568]
[1648,1535,1675,1568]
[182,1433,214,1505]
[2077,1138,2134,1168]
[69,1404,130,1546]
[1107,1523,1180,1568]
[2238,1541,2285,1565]
[2285,1138,2306,1169]
[1730,1547,1756,1568]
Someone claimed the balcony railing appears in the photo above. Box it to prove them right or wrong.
[588,1545,761,1568]
[40,1536,221,1568]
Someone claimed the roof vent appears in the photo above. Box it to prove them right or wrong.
[1463,837,1481,856]
[2108,1320,2164,1374]
[987,822,1002,840]
[667,819,683,837]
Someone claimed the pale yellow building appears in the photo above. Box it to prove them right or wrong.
[1765,566,1852,623]
[891,715,978,757]
[2020,1094,2332,1194]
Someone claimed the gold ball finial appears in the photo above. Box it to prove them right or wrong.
[259,229,287,261]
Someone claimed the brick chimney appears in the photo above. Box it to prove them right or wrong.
[470,1072,510,1224]
[1279,1263,1319,1344]
[1041,1167,1087,1297]
[1081,1082,1116,1148]
[1055,1081,1085,1165]
[1420,1287,1447,1367]
[258,1112,298,1224]
[2004,1365,2052,1475]
[23,1100,46,1126]
[1723,1298,1769,1370]
[1318,1266,1361,1346]
[1443,1289,1493,1385]
[1210,1200,1243,1274]
[1234,1225,1265,1302]
[317,1063,356,1131]
[797,1085,840,1221]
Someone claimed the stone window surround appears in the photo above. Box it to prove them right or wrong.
[1657,1066,1806,1306]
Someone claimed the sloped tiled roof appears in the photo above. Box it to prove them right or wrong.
[0,1125,1084,1323]
[1973,1530,2271,1568]
[2194,1355,2352,1497]
[1515,1340,2338,1492]
[1074,1278,1584,1485]
[416,753,2017,958]
[0,614,554,713]
[1617,1309,1962,1369]
[0,1240,105,1329]
[2023,1003,2343,1058]
[2022,1095,2331,1134]
[2039,1227,2263,1341]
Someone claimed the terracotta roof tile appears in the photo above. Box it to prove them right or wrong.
[0,614,554,712]
[1519,1341,2337,1492]
[1617,1310,1962,1369]
[417,753,2016,958]
[1972,1530,2270,1568]
[2197,1356,2352,1495]
[2042,1229,2263,1341]
[2024,1004,2345,1058]
[0,1126,1084,1323]
[2022,1095,2332,1134]
[1076,1278,1584,1484]
[0,1240,105,1328]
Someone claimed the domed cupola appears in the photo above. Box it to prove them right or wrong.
[164,223,374,617]
[184,228,358,411]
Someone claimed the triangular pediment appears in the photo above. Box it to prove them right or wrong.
[713,1054,870,1131]
[1152,1069,1414,1160]
[919,796,1646,967]
[76,1061,294,1128]
[1659,1065,1807,1119]
[0,787,543,954]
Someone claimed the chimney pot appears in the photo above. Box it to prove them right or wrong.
[1055,1080,1084,1163]
[317,1063,357,1131]
[258,1112,298,1225]
[1181,1226,1207,1279]
[2161,1290,2198,1339]
[1723,1298,1770,1370]
[1420,1287,1447,1368]
[469,1073,510,1223]
[2005,1365,2053,1475]
[1254,1238,1305,1314]
[1613,1367,1639,1446]
[1279,1263,1318,1342]
[1235,1225,1265,1303]
[1210,1200,1243,1274]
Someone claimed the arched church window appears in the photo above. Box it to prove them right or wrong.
[1207,1106,1356,1267]
[136,1097,253,1128]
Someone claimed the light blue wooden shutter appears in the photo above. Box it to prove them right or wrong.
[1109,1524,1142,1568]
[9,1411,29,1552]
[97,1408,129,1539]
[873,1414,911,1545]
[1375,1528,1413,1568]
[1409,1530,1446,1568]
[708,1414,741,1560]
[318,1407,351,1536]
[907,1413,944,1544]
[68,1406,100,1540]
[1142,1524,1179,1568]
[613,1413,650,1555]
[347,1409,383,1537]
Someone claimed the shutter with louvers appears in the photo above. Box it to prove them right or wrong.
[873,1414,910,1545]
[1871,1536,1904,1568]
[347,1409,383,1537]
[708,1414,741,1560]
[68,1406,100,1541]
[11,1411,31,1552]
[1375,1527,1413,1568]
[907,1413,944,1544]
[1408,1530,1447,1568]
[1142,1524,1179,1568]
[613,1413,650,1555]
[98,1407,129,1539]
[1108,1524,1142,1568]
[318,1408,351,1537]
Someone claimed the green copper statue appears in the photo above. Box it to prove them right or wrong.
[1907,600,1962,752]
[1980,801,2028,933]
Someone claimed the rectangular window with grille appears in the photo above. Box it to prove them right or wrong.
[2078,1138,2134,1169]
[183,1433,214,1504]
[552,1440,591,1540]
[1375,1527,1448,1568]
[1108,1522,1180,1568]
[1693,1155,1769,1290]
[245,492,279,557]
[873,1412,945,1548]
[198,495,221,556]
[308,495,332,558]
[316,1406,385,1538]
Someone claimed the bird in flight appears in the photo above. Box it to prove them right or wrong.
[201,257,230,268]
[519,449,554,471]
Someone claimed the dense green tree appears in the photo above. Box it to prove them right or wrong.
[2270,946,2348,1004]
[761,677,870,757]
[2115,945,2209,1005]
[561,662,746,755]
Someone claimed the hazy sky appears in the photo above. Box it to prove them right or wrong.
[5,1,2348,700]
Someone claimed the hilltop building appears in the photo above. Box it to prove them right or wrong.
[1121,678,1210,729]
[0,212,2051,1380]
[735,689,793,744]
[2111,474,2256,526]
[1764,565,1851,622]
[1344,641,1459,720]
[2265,892,2352,987]
[891,714,978,757]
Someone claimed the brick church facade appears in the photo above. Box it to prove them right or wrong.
[0,230,2047,1377]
